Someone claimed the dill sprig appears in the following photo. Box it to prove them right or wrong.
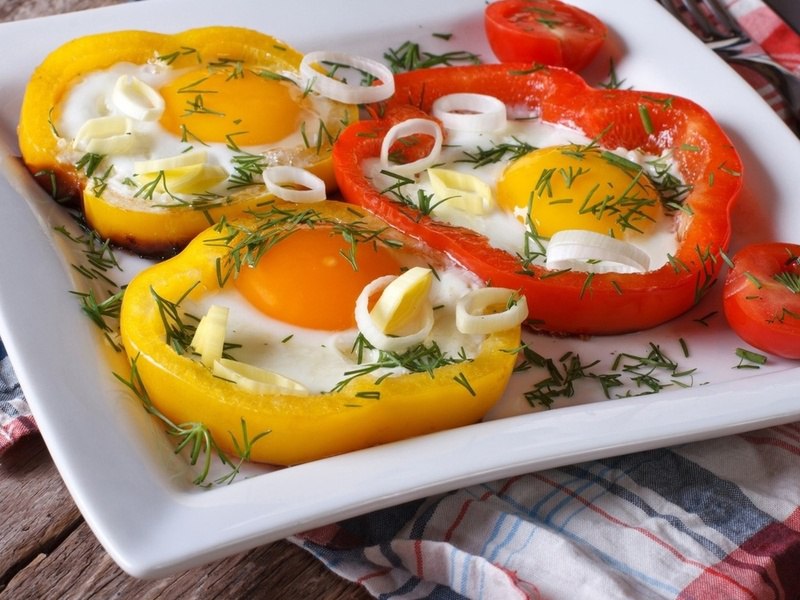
[114,356,267,486]
[457,138,537,168]
[775,271,800,294]
[148,283,240,358]
[75,152,106,178]
[149,284,199,355]
[156,46,202,66]
[692,244,721,304]
[227,150,267,189]
[647,152,694,209]
[598,59,627,90]
[55,220,122,286]
[209,203,403,286]
[331,333,471,393]
[133,170,226,211]
[516,339,697,408]
[71,288,124,330]
[383,40,481,73]
[734,347,768,369]
[55,218,126,351]
[517,192,547,272]
[378,169,448,217]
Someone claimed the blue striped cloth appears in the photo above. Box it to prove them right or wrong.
[292,428,800,598]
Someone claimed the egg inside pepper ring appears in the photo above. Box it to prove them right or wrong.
[119,199,522,466]
[334,64,744,335]
[18,26,358,256]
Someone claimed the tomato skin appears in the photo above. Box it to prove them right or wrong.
[723,243,800,359]
[484,0,607,71]
[334,64,743,336]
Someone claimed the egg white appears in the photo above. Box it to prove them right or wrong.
[55,60,340,205]
[362,117,681,271]
[185,262,488,394]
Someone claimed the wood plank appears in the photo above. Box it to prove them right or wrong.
[0,435,82,583]
[0,436,371,599]
[2,520,371,600]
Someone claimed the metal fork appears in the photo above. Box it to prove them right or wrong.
[658,0,800,135]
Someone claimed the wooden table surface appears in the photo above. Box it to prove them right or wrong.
[0,1,370,598]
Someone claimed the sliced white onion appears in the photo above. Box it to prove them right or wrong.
[262,166,326,203]
[379,118,443,177]
[299,50,395,104]
[456,288,528,335]
[145,163,227,194]
[213,358,309,396]
[355,275,435,352]
[134,149,207,173]
[427,167,494,215]
[369,266,433,335]
[431,93,507,132]
[72,116,134,154]
[545,229,651,274]
[112,74,165,121]
[190,304,229,368]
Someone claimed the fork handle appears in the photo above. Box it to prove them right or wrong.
[724,54,800,134]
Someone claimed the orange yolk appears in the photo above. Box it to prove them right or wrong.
[496,145,663,239]
[235,227,403,331]
[159,69,302,146]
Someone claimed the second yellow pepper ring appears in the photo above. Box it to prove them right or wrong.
[119,200,522,466]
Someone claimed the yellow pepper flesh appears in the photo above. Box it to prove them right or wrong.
[119,200,521,466]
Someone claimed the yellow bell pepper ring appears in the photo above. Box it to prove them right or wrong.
[18,26,358,256]
[119,199,522,466]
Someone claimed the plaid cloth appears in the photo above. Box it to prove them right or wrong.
[0,341,36,451]
[2,0,799,597]
[295,429,800,598]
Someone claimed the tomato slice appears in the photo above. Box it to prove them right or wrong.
[723,242,800,359]
[484,0,607,71]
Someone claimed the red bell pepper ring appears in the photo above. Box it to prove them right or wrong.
[333,64,743,335]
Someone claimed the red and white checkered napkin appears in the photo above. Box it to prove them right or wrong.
[726,0,800,124]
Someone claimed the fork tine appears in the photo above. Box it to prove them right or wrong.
[702,0,744,37]
[678,0,718,40]
[663,0,747,46]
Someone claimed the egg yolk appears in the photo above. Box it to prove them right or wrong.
[159,68,301,146]
[235,227,402,331]
[496,145,663,239]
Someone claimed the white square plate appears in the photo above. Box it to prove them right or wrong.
[1,0,798,578]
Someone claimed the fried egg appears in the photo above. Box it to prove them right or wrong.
[362,105,681,273]
[55,58,350,205]
[185,223,493,394]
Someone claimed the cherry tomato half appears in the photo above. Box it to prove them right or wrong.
[484,0,607,71]
[723,242,800,359]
